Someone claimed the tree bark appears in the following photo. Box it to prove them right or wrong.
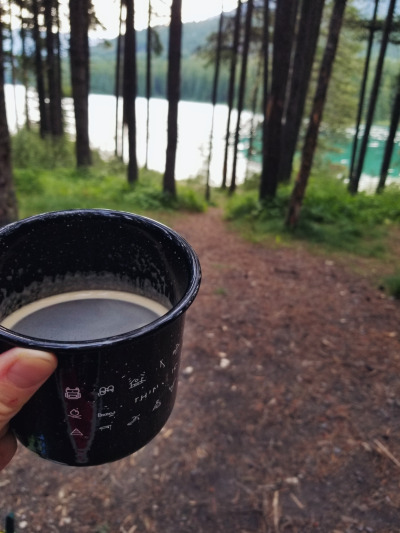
[32,0,49,138]
[45,0,63,137]
[19,4,31,129]
[0,9,18,225]
[221,0,242,190]
[286,0,347,228]
[123,0,138,184]
[259,0,299,199]
[114,0,123,159]
[145,0,152,170]
[69,0,92,166]
[163,0,182,197]
[8,0,19,131]
[260,0,269,199]
[348,0,396,194]
[230,0,253,194]
[246,52,262,180]
[348,0,379,187]
[376,74,400,193]
[206,6,224,202]
[279,0,325,183]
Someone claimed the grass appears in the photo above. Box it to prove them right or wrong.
[14,164,207,219]
[12,129,207,220]
[224,173,400,298]
[225,174,400,257]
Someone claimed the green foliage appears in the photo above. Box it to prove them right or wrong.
[11,128,76,169]
[12,147,207,220]
[225,175,400,257]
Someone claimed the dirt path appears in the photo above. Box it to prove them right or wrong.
[1,209,400,532]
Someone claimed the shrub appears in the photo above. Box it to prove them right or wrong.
[224,175,400,256]
[11,128,75,169]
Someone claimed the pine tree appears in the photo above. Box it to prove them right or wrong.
[163,0,182,196]
[348,0,397,194]
[114,0,123,159]
[32,0,49,138]
[260,0,270,199]
[44,0,63,137]
[259,0,299,199]
[279,0,325,183]
[286,0,347,228]
[145,0,152,170]
[123,0,138,184]
[69,0,92,166]
[206,5,224,201]
[0,6,18,225]
[377,73,400,193]
[230,0,254,193]
[221,0,242,190]
[348,0,380,187]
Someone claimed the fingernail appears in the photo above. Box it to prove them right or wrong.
[7,350,57,389]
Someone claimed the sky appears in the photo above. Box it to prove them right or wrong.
[7,0,240,39]
[88,0,241,39]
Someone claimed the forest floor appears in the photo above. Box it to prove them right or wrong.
[1,208,400,533]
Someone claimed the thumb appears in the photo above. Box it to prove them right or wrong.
[0,348,57,430]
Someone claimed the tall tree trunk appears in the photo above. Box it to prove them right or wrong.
[123,0,138,184]
[221,0,242,190]
[259,0,299,199]
[348,0,396,194]
[206,5,224,202]
[349,0,379,188]
[230,0,254,194]
[8,0,19,132]
[32,0,49,138]
[0,8,18,225]
[376,74,400,193]
[246,51,263,180]
[163,0,182,197]
[19,5,31,129]
[114,0,123,159]
[45,0,63,137]
[286,0,347,228]
[260,0,269,200]
[145,0,152,170]
[279,0,325,183]
[69,0,92,166]
[55,1,63,130]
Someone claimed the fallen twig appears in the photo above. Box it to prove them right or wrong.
[273,491,280,533]
[374,439,400,469]
[290,493,305,510]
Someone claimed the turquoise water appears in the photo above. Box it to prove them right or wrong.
[326,126,400,180]
[242,125,400,183]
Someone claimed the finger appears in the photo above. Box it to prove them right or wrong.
[0,348,57,430]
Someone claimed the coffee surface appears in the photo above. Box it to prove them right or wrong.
[1,290,169,341]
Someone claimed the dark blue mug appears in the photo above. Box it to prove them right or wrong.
[0,209,201,466]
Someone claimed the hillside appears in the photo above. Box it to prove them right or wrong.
[89,16,225,100]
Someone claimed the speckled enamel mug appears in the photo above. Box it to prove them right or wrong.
[0,209,201,466]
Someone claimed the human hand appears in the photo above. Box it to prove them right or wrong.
[0,348,57,470]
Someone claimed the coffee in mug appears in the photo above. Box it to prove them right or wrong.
[0,209,201,466]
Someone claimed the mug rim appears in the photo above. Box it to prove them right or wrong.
[0,208,201,351]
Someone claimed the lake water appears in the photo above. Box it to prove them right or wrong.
[5,84,399,190]
[5,84,253,187]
